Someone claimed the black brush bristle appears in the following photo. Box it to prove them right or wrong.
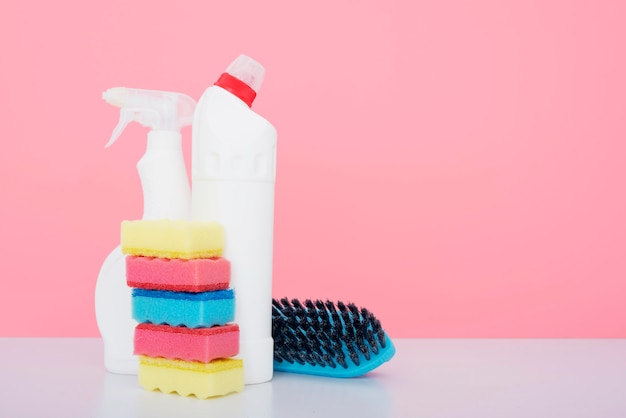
[272,297,388,370]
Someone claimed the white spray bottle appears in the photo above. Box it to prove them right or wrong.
[192,55,277,384]
[95,87,195,374]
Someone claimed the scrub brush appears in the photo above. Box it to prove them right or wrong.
[272,298,395,378]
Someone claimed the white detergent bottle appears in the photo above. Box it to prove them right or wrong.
[95,87,196,374]
[192,55,277,384]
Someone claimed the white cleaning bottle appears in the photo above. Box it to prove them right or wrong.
[192,55,277,384]
[96,87,196,374]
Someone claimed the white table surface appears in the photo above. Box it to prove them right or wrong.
[1,338,625,417]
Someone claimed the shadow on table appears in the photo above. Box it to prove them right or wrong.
[92,368,391,418]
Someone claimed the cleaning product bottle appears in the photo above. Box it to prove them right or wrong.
[95,87,196,374]
[192,55,277,384]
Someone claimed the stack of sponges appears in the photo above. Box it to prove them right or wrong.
[121,219,244,399]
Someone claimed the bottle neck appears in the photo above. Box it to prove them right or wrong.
[214,73,257,107]
[139,130,190,221]
[146,130,183,151]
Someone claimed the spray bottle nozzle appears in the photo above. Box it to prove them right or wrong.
[103,87,196,148]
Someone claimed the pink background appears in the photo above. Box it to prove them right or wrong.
[1,1,624,338]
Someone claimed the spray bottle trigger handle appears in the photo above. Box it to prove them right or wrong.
[104,108,132,148]
[104,108,160,148]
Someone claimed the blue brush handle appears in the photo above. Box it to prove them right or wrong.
[273,333,396,378]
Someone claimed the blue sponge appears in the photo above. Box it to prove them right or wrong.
[132,289,235,328]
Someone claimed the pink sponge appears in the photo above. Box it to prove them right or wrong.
[134,323,240,363]
[126,256,230,292]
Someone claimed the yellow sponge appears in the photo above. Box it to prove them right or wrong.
[139,356,244,399]
[121,220,224,259]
